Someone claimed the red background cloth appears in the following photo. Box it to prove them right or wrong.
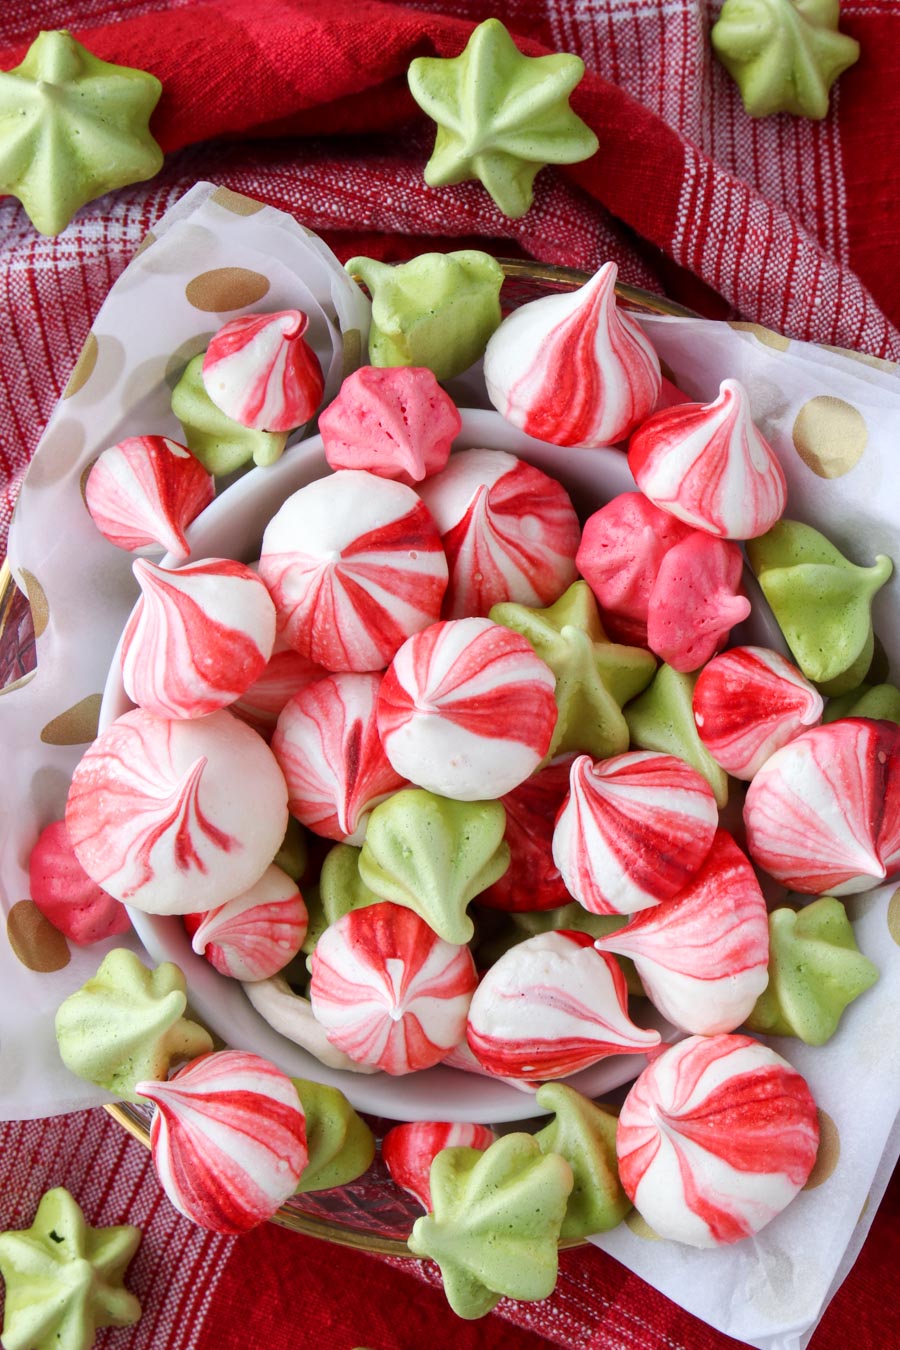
[1,2,898,1347]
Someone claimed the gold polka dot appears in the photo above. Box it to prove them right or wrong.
[211,186,265,216]
[185,268,270,313]
[165,334,213,388]
[624,1209,661,1240]
[132,230,157,259]
[887,887,900,945]
[63,333,98,398]
[823,345,898,373]
[40,694,103,746]
[728,321,791,352]
[26,421,87,490]
[20,569,49,638]
[858,1193,870,1223]
[68,335,126,407]
[792,396,868,478]
[342,327,362,378]
[804,1109,839,1190]
[6,900,70,972]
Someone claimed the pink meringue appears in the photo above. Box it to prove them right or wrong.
[377,617,558,801]
[646,534,751,672]
[120,557,276,720]
[258,470,449,673]
[230,638,327,739]
[593,830,770,1034]
[616,1034,819,1247]
[201,309,324,432]
[382,1120,496,1210]
[272,672,406,844]
[85,435,214,562]
[190,864,308,981]
[692,646,824,780]
[28,819,131,945]
[417,448,580,619]
[66,708,289,915]
[552,752,718,915]
[137,1050,308,1234]
[743,719,900,894]
[483,261,661,447]
[466,930,661,1080]
[308,902,478,1075]
[477,755,574,912]
[319,365,460,484]
[628,378,787,540]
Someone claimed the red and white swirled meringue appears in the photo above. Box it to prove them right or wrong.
[377,617,558,801]
[483,261,661,447]
[319,365,460,484]
[258,470,449,673]
[230,637,327,739]
[466,931,661,1080]
[189,864,308,981]
[646,534,751,673]
[382,1120,497,1210]
[628,379,787,540]
[308,902,478,1075]
[417,448,580,619]
[28,819,131,946]
[66,708,289,915]
[616,1034,819,1247]
[744,718,900,894]
[85,435,214,562]
[477,755,574,912]
[201,309,324,432]
[693,646,824,780]
[552,752,718,916]
[272,672,406,844]
[120,558,276,720]
[593,830,770,1034]
[136,1050,308,1234]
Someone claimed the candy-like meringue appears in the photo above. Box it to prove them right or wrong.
[625,663,729,808]
[292,1078,376,1192]
[533,1083,630,1239]
[466,930,660,1080]
[417,447,580,618]
[309,902,478,1074]
[137,1050,308,1234]
[826,683,900,725]
[29,819,131,945]
[319,365,460,485]
[66,708,289,915]
[84,435,213,563]
[376,617,558,800]
[230,638,327,738]
[258,470,448,673]
[616,1034,819,1247]
[172,354,287,475]
[593,829,770,1035]
[692,645,824,780]
[190,865,307,981]
[628,378,787,539]
[646,533,751,672]
[201,310,324,432]
[743,719,900,894]
[484,261,661,447]
[241,975,378,1074]
[477,755,574,912]
[272,672,406,844]
[121,557,276,720]
[383,1120,497,1210]
[552,752,718,915]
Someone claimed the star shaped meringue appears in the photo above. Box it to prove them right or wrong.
[0,1188,141,1350]
[711,0,860,119]
[408,18,598,218]
[0,30,163,235]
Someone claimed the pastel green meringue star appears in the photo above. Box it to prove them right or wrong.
[0,1187,141,1350]
[171,353,288,475]
[0,30,163,236]
[319,843,381,923]
[291,1079,375,1193]
[490,581,657,762]
[711,0,860,120]
[624,663,730,807]
[408,1133,573,1319]
[408,18,598,218]
[534,1083,631,1240]
[55,949,213,1101]
[745,897,878,1044]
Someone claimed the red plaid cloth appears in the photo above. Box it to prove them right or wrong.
[1,2,898,1347]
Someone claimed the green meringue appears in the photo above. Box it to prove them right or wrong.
[534,1084,631,1240]
[491,582,657,762]
[55,949,213,1101]
[745,897,878,1044]
[320,843,381,923]
[345,251,503,381]
[747,521,892,690]
[292,1079,376,1193]
[408,18,598,218]
[0,30,163,236]
[171,353,288,475]
[624,663,730,809]
[0,1187,141,1350]
[823,682,900,725]
[358,790,509,945]
[408,1132,573,1319]
[711,0,860,120]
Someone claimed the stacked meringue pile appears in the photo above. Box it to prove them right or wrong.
[39,256,898,1318]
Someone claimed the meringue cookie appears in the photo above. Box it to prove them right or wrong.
[292,1078,376,1193]
[533,1083,630,1239]
[646,533,751,672]
[84,435,213,563]
[29,819,131,945]
[171,353,288,476]
[476,755,574,913]
[382,1120,497,1210]
[319,365,460,484]
[201,310,324,432]
[624,663,730,809]
[190,865,307,981]
[241,974,378,1074]
[230,638,327,739]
